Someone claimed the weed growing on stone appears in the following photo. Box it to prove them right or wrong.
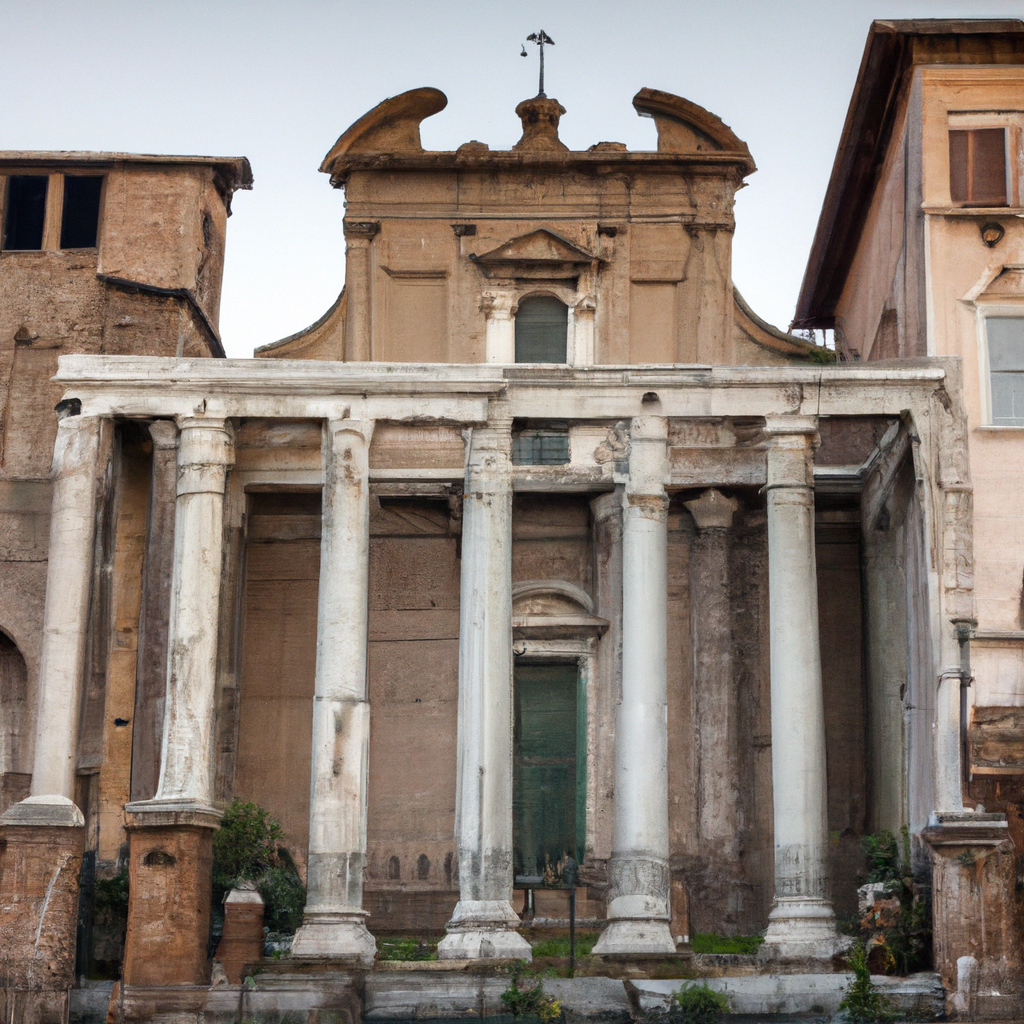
[690,932,763,955]
[531,931,599,958]
[500,960,562,1021]
[839,942,898,1023]
[376,936,438,961]
[667,982,729,1024]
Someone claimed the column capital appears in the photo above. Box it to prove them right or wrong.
[147,419,179,450]
[343,220,380,240]
[684,488,739,530]
[480,289,516,319]
[325,417,374,448]
[176,418,233,496]
[765,413,819,438]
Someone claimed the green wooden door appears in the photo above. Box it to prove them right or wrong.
[513,663,586,883]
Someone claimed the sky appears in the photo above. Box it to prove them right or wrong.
[5,0,1024,357]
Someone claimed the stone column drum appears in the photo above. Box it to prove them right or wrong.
[0,408,100,1023]
[685,487,743,929]
[759,416,841,959]
[594,416,676,954]
[122,417,234,987]
[438,421,532,960]
[291,419,376,964]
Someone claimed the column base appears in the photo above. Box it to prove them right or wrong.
[437,900,533,960]
[593,905,676,955]
[758,898,848,961]
[291,911,376,966]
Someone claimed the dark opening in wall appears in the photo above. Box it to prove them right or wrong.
[512,424,570,465]
[3,176,48,251]
[515,295,568,363]
[60,176,103,248]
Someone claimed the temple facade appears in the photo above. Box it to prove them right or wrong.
[0,21,1020,1024]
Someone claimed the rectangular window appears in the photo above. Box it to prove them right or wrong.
[3,175,48,250]
[60,176,103,248]
[512,429,570,466]
[950,128,1008,206]
[987,317,1024,425]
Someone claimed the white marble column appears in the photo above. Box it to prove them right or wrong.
[760,415,841,959]
[27,409,102,807]
[291,419,376,965]
[570,296,596,365]
[130,417,233,815]
[482,290,516,364]
[594,416,676,954]
[438,420,532,960]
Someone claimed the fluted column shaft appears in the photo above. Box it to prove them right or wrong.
[291,419,376,964]
[594,416,675,954]
[438,419,532,960]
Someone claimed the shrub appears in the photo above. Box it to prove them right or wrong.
[212,800,283,890]
[212,799,306,936]
[93,868,130,916]
[668,982,729,1024]
[531,932,599,958]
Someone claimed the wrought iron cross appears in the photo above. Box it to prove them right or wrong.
[522,30,555,98]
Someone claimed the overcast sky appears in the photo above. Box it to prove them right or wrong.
[6,0,1024,357]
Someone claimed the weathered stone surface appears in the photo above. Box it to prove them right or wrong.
[121,823,215,987]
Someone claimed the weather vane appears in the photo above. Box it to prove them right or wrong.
[520,30,555,98]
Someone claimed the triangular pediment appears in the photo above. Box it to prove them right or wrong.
[471,229,599,266]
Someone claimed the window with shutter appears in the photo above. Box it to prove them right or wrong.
[949,128,1008,206]
[514,295,568,363]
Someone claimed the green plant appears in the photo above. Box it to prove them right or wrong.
[667,982,729,1024]
[211,799,306,936]
[501,961,562,1021]
[858,827,931,975]
[840,942,897,1023]
[690,932,763,955]
[531,932,599,958]
[376,936,438,961]
[93,868,130,916]
[212,800,284,890]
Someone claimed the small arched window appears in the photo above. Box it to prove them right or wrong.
[515,296,568,363]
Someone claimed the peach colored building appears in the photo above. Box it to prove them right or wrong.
[795,19,1024,1018]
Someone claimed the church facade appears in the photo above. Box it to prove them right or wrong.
[0,19,1020,1024]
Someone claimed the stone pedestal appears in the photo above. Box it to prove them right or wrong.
[291,419,376,965]
[438,421,531,961]
[213,886,265,984]
[923,814,1023,1020]
[594,417,676,955]
[0,797,85,1024]
[759,417,842,960]
[121,808,218,987]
